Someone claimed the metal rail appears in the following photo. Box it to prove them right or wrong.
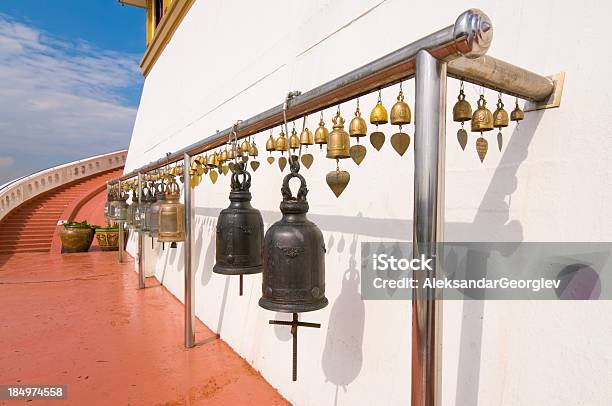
[110,9,553,183]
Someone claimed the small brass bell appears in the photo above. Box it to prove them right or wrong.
[314,115,329,149]
[511,99,525,122]
[390,88,411,126]
[220,148,229,163]
[493,96,509,152]
[249,142,258,157]
[157,177,185,245]
[228,147,236,160]
[266,132,276,152]
[452,85,472,123]
[326,110,351,160]
[289,127,300,150]
[300,128,313,146]
[471,94,494,133]
[349,101,367,140]
[276,129,288,154]
[235,144,244,158]
[206,153,217,168]
[240,139,251,154]
[370,99,388,125]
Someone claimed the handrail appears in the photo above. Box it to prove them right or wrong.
[111,8,555,184]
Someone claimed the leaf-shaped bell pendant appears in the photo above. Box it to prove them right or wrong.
[510,99,525,122]
[326,110,351,160]
[289,126,300,151]
[276,129,288,154]
[493,96,509,151]
[314,114,329,149]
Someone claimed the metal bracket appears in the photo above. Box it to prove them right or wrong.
[525,71,565,112]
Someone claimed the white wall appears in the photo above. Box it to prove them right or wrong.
[125,1,612,405]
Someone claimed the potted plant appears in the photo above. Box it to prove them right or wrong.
[94,224,127,251]
[60,221,95,253]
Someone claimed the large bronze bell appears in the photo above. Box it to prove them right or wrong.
[452,87,472,123]
[314,115,329,149]
[260,159,327,380]
[214,163,263,293]
[326,111,351,159]
[148,180,166,239]
[139,183,157,234]
[157,177,185,246]
[390,89,411,125]
[109,190,129,221]
[471,94,494,133]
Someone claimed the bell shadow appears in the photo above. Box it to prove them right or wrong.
[200,221,215,286]
[273,312,293,341]
[321,235,365,405]
[453,111,543,406]
[215,276,231,337]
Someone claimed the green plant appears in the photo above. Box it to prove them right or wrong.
[63,220,94,229]
[94,225,119,231]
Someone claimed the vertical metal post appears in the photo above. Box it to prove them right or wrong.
[137,172,146,289]
[183,153,195,348]
[118,179,125,263]
[412,49,446,406]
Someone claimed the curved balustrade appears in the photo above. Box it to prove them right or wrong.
[0,150,127,222]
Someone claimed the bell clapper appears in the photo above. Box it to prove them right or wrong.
[269,313,321,381]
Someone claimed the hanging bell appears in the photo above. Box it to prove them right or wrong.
[148,180,166,239]
[157,177,185,245]
[249,142,258,157]
[300,128,313,145]
[326,110,350,159]
[266,132,276,152]
[349,103,367,139]
[109,190,129,221]
[511,99,525,122]
[126,188,138,229]
[220,148,229,163]
[453,87,472,123]
[205,153,217,168]
[289,127,300,150]
[214,162,263,277]
[314,115,329,149]
[260,162,327,312]
[493,98,509,129]
[370,99,388,125]
[240,139,251,154]
[390,89,411,126]
[104,188,113,222]
[276,130,288,154]
[471,94,494,133]
[140,183,157,234]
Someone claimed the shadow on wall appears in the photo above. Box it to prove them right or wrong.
[321,234,365,406]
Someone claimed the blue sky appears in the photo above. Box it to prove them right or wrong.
[0,0,145,184]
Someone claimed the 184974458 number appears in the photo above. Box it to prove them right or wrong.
[1,385,67,400]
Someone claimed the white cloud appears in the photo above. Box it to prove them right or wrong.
[0,14,142,183]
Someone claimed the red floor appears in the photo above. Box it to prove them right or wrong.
[0,252,289,406]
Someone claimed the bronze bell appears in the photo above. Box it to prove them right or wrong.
[104,188,113,221]
[220,148,229,163]
[266,132,276,152]
[276,130,288,154]
[300,128,313,145]
[260,160,327,380]
[349,104,367,139]
[214,163,263,280]
[453,87,472,123]
[314,116,329,149]
[260,161,327,313]
[109,190,129,221]
[140,183,157,234]
[148,180,166,239]
[205,153,217,168]
[471,94,494,133]
[249,142,258,157]
[511,100,525,122]
[289,127,300,150]
[240,139,251,154]
[493,99,509,128]
[370,100,388,125]
[157,177,185,245]
[390,89,411,125]
[326,110,351,159]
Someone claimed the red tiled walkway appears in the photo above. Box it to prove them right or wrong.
[0,252,288,406]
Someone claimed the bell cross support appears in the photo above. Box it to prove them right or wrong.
[112,8,563,404]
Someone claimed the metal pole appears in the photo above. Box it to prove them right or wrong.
[137,172,145,289]
[412,50,446,406]
[117,179,124,263]
[183,153,195,348]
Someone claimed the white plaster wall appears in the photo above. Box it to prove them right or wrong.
[125,0,612,405]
